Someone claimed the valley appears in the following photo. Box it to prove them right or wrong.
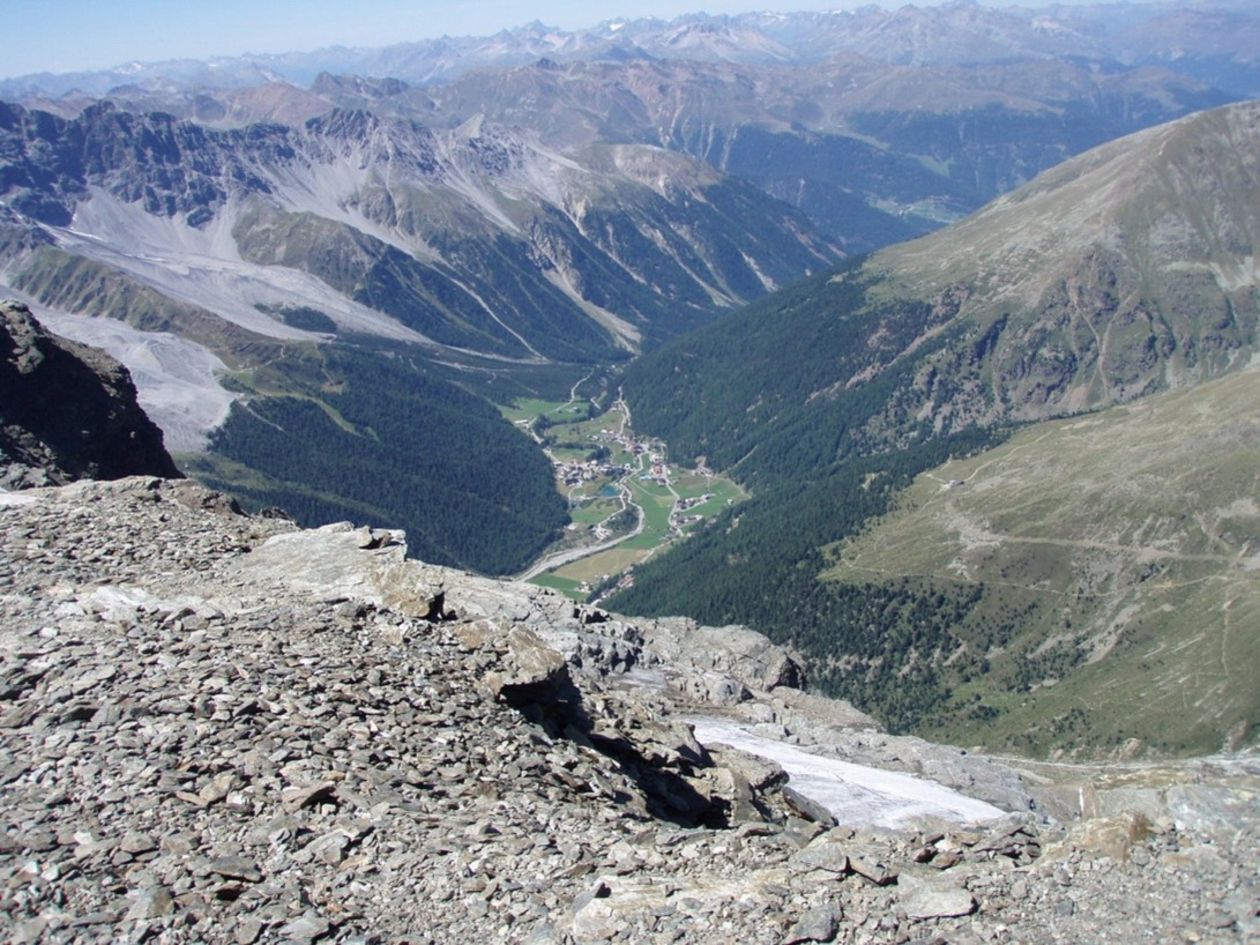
[610,99,1260,758]
[2,6,1260,942]
[0,2,1257,764]
[0,96,834,576]
[502,381,747,599]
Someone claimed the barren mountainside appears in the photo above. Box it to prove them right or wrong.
[871,99,1260,422]
[0,101,836,362]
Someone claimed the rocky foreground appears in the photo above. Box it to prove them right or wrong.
[1,477,1257,944]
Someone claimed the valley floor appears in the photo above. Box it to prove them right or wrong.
[504,386,746,599]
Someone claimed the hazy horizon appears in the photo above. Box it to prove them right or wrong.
[3,0,1146,81]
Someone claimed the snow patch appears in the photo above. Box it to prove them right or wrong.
[541,267,641,349]
[740,250,779,293]
[263,157,437,259]
[690,718,1005,828]
[0,490,42,507]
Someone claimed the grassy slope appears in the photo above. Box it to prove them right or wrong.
[825,366,1260,755]
[613,102,1260,757]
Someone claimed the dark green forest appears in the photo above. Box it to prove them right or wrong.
[607,428,1007,732]
[607,256,1031,732]
[201,343,568,575]
[618,257,968,483]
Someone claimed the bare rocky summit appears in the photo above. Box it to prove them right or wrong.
[0,301,181,488]
[0,476,1256,944]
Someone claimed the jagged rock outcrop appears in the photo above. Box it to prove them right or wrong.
[0,301,181,487]
[0,477,1256,944]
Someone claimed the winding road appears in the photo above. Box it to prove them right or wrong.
[517,503,644,581]
[514,388,652,582]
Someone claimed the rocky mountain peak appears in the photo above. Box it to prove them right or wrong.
[308,72,410,99]
[0,300,182,488]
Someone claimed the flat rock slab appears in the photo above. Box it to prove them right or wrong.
[279,913,332,943]
[791,839,850,874]
[900,883,977,919]
[208,855,262,883]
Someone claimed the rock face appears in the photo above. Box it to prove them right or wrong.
[0,101,837,360]
[0,301,181,487]
[0,477,1256,945]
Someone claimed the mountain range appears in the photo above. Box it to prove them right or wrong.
[1,5,1259,904]
[611,99,1260,756]
[7,41,1234,252]
[1,4,1256,757]
[0,299,181,486]
[0,101,835,360]
[622,100,1260,461]
[5,3,1259,97]
[0,98,836,573]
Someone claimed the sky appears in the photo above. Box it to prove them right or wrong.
[3,0,1097,79]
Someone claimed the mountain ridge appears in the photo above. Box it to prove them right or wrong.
[5,3,1258,97]
[623,100,1260,471]
[14,51,1232,255]
[610,99,1260,756]
[0,300,182,487]
[0,99,837,366]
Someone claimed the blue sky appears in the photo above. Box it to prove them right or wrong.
[4,0,1081,78]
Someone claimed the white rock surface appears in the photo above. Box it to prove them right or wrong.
[691,718,1006,828]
